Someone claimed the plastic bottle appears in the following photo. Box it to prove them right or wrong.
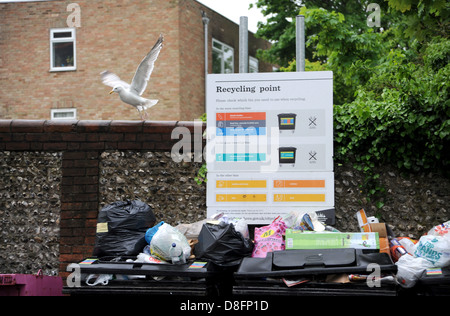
[169,243,185,265]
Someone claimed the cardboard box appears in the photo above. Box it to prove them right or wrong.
[285,230,380,250]
[369,223,390,256]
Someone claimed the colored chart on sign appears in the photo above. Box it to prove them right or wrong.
[274,194,326,202]
[216,153,266,162]
[280,118,295,125]
[274,179,325,188]
[216,180,267,189]
[216,194,267,202]
[216,112,266,136]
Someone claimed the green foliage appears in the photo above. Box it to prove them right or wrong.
[332,20,449,176]
[195,113,207,185]
[194,162,207,185]
[279,59,328,72]
[386,0,449,41]
[252,0,450,199]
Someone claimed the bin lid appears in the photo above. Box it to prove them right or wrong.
[277,113,297,117]
[273,249,356,269]
[278,147,297,152]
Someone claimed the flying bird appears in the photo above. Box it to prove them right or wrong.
[101,34,164,120]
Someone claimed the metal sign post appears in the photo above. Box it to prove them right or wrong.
[296,15,305,72]
[239,16,249,73]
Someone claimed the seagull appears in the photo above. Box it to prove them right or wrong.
[101,34,164,120]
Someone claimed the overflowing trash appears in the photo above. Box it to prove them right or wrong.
[252,217,286,258]
[93,200,156,257]
[194,218,253,266]
[77,199,449,296]
[395,220,450,288]
[149,222,191,264]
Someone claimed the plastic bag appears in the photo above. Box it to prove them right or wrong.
[194,221,254,266]
[282,211,325,232]
[397,237,417,255]
[136,252,167,264]
[252,218,286,258]
[395,254,433,288]
[413,234,450,267]
[175,219,207,239]
[427,220,450,237]
[213,215,250,239]
[93,200,156,257]
[145,221,165,244]
[86,274,113,286]
[149,223,191,263]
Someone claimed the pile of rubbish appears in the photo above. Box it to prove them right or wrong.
[89,200,449,290]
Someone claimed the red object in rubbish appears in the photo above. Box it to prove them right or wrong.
[389,238,408,262]
[0,270,63,296]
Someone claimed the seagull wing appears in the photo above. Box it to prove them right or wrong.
[100,71,131,90]
[130,34,164,96]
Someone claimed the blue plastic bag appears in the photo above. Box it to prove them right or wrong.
[145,221,164,244]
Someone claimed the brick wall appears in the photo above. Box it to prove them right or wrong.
[0,119,205,277]
[0,0,186,121]
[0,0,273,122]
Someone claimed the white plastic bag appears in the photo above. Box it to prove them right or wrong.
[395,254,433,288]
[150,223,191,263]
[208,214,250,239]
[281,211,325,232]
[413,234,450,267]
[86,274,113,286]
[175,219,207,239]
[229,218,249,239]
[427,220,450,237]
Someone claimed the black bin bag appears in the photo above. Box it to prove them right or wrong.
[93,200,156,257]
[194,221,254,267]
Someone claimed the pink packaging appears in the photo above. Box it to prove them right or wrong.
[252,219,286,258]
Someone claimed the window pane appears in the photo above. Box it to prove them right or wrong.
[212,50,223,74]
[249,57,259,73]
[53,42,74,68]
[223,48,233,73]
[53,32,72,38]
[54,111,74,118]
[212,39,234,74]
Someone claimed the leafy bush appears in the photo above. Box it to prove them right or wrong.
[334,38,449,173]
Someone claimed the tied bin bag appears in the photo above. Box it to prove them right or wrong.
[93,200,156,257]
[194,221,254,266]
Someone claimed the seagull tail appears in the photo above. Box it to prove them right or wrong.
[139,99,158,111]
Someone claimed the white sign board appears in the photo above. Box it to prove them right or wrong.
[207,172,335,207]
[206,71,334,224]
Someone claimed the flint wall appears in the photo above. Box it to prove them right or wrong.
[0,120,448,277]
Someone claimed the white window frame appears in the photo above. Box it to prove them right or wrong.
[51,108,77,120]
[249,56,259,73]
[50,28,76,72]
[212,38,234,74]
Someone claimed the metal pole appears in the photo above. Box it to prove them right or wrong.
[202,11,210,78]
[239,16,248,73]
[296,15,305,72]
[202,11,210,112]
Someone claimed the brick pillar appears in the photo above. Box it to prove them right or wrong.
[59,151,100,277]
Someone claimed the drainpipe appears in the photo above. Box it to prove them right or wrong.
[202,11,210,112]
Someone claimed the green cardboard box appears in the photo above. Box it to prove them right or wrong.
[285,230,380,250]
